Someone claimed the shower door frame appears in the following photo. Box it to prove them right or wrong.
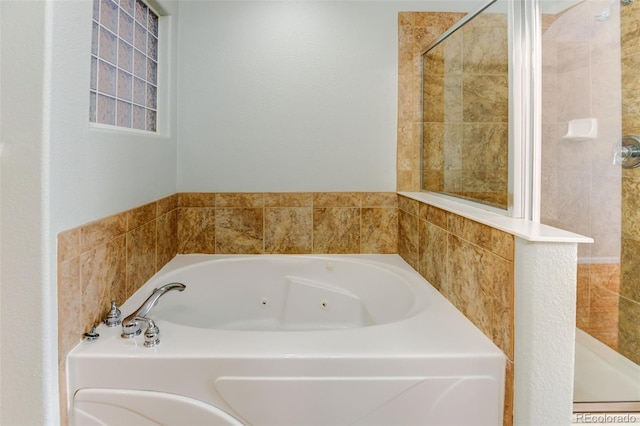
[510,0,541,223]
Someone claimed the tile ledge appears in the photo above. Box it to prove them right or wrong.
[398,192,594,244]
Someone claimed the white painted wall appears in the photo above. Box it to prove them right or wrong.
[49,0,179,234]
[1,1,50,423]
[176,0,480,192]
[1,1,480,422]
[2,0,179,423]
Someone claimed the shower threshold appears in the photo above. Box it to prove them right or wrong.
[574,401,640,413]
[573,329,640,414]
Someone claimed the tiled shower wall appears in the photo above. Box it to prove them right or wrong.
[422,13,509,209]
[57,191,397,422]
[576,263,621,350]
[397,12,464,191]
[620,0,640,365]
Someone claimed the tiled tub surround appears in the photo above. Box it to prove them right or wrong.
[399,191,592,425]
[397,193,515,425]
[57,191,397,423]
[57,193,179,424]
[58,190,588,425]
[177,192,398,255]
[57,194,179,362]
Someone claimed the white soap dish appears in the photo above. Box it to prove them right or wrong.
[563,118,597,141]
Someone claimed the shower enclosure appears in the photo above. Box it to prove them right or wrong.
[539,0,640,411]
[417,0,640,414]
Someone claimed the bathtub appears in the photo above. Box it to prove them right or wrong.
[67,254,505,426]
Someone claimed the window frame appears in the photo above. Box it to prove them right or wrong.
[89,0,161,133]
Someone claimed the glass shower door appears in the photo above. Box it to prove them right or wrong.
[539,0,640,411]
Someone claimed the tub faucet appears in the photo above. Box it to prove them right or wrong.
[121,282,186,338]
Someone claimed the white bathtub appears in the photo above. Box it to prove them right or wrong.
[67,254,505,426]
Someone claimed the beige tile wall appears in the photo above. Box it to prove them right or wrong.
[397,194,514,425]
[422,13,509,209]
[57,191,397,424]
[57,194,178,424]
[177,192,398,254]
[57,190,516,423]
[576,263,620,351]
[397,11,508,209]
[620,0,640,365]
[398,12,464,192]
[398,13,514,425]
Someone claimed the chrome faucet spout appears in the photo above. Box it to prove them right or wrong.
[127,282,186,320]
[121,282,186,338]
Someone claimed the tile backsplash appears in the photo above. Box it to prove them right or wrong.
[177,192,398,255]
[57,193,178,425]
[57,194,178,358]
[58,192,398,334]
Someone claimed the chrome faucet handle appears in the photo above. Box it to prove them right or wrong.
[83,326,100,341]
[121,319,142,338]
[104,300,122,327]
[135,316,160,347]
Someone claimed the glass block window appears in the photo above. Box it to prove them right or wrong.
[90,0,159,132]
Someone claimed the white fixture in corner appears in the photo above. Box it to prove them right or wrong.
[563,118,598,141]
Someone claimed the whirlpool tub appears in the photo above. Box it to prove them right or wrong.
[67,254,505,425]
